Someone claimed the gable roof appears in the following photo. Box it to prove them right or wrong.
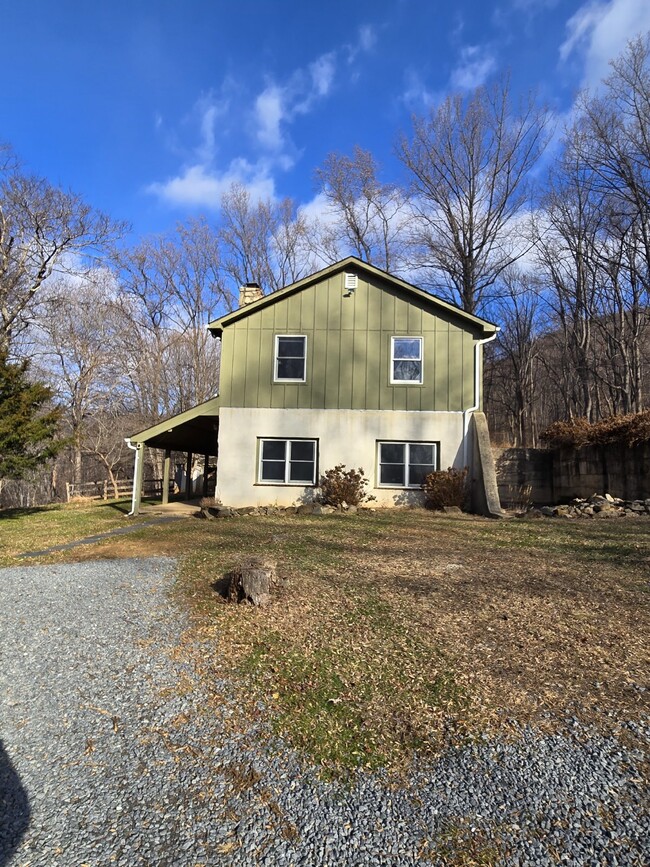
[208,257,498,338]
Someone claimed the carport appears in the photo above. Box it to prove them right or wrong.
[126,397,220,516]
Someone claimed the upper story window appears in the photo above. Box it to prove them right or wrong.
[275,335,307,382]
[391,337,423,384]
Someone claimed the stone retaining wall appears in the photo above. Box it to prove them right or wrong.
[495,442,650,504]
[495,448,554,505]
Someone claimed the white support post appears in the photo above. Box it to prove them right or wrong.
[162,450,171,505]
[126,440,144,517]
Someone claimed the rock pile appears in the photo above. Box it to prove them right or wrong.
[533,492,650,518]
[200,502,366,519]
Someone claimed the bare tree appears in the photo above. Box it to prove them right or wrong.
[572,35,650,414]
[0,145,126,351]
[219,183,318,293]
[398,78,551,314]
[269,197,320,289]
[575,35,650,281]
[527,37,650,426]
[533,127,606,422]
[33,271,126,487]
[485,270,543,447]
[113,219,231,423]
[315,146,410,272]
[82,410,134,499]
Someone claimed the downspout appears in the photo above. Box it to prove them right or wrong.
[125,438,140,517]
[463,331,498,468]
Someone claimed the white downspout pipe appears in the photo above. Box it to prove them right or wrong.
[125,438,140,517]
[463,331,498,468]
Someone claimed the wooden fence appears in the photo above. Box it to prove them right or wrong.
[65,478,175,502]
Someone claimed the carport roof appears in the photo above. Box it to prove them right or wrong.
[128,397,220,454]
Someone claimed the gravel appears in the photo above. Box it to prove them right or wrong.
[1,558,648,866]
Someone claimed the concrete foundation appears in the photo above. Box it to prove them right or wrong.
[216,406,469,508]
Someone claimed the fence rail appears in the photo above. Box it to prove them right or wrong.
[65,478,175,502]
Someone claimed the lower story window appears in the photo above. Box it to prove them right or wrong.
[378,441,437,488]
[259,438,317,484]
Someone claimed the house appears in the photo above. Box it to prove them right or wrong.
[127,257,501,515]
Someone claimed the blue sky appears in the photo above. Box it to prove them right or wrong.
[3,0,650,239]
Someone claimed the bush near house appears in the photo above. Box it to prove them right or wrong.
[422,467,468,510]
[318,464,374,507]
[541,410,650,449]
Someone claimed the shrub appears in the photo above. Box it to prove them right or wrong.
[318,464,374,507]
[422,467,468,510]
[540,410,650,449]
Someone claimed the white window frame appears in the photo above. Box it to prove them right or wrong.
[258,438,318,485]
[390,336,423,384]
[274,334,307,383]
[377,441,438,489]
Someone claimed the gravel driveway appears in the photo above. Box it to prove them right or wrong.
[0,558,648,866]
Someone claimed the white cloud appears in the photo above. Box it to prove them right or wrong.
[310,53,336,97]
[560,0,650,86]
[197,98,228,162]
[252,51,337,154]
[147,161,276,209]
[450,44,498,90]
[255,85,285,150]
[345,23,377,65]
[401,69,438,110]
[358,24,377,53]
[147,40,361,211]
[297,191,338,227]
[404,43,497,109]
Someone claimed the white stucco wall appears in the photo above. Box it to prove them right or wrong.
[216,407,469,507]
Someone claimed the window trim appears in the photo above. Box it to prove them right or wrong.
[376,440,438,489]
[258,437,318,485]
[390,336,423,385]
[274,334,307,383]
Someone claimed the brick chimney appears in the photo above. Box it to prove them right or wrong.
[238,282,264,307]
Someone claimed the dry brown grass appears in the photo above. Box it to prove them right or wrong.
[50,507,650,774]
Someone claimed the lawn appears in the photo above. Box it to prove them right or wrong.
[14,503,648,776]
[0,499,158,564]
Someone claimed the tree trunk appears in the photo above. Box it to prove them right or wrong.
[227,558,277,606]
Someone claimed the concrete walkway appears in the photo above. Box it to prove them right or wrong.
[138,500,202,517]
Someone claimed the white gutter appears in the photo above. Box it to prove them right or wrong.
[463,331,498,468]
[125,438,140,517]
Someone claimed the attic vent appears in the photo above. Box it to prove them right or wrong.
[344,273,358,290]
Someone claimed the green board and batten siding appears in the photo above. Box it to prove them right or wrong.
[218,273,478,412]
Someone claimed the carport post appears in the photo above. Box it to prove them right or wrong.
[131,442,144,516]
[203,454,209,496]
[185,452,193,500]
[162,449,171,505]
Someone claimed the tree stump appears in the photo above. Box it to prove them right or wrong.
[227,557,277,606]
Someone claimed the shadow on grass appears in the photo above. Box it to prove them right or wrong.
[92,500,133,515]
[0,498,150,519]
[0,506,54,520]
[92,498,162,515]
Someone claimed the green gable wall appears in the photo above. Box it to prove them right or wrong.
[218,272,478,412]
